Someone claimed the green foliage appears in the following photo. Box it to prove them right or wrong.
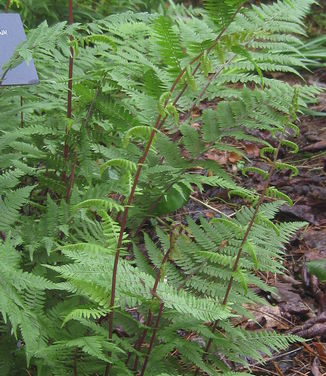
[204,0,243,28]
[307,260,326,282]
[0,0,320,374]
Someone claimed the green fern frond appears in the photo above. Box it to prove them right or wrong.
[152,16,185,74]
[72,198,123,213]
[0,186,35,232]
[62,307,108,326]
[204,0,243,29]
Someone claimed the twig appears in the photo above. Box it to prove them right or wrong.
[236,341,313,372]
[251,365,279,376]
[189,195,235,218]
[249,306,294,327]
[273,361,285,376]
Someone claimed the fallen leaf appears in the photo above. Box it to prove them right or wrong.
[245,143,260,157]
[313,342,326,363]
[205,149,228,165]
[228,152,242,163]
[245,304,289,330]
[191,107,201,118]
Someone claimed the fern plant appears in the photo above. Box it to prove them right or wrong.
[0,0,321,374]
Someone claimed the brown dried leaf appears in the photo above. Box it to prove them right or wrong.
[313,342,326,364]
[244,304,289,331]
[228,152,242,163]
[244,143,260,158]
[191,107,201,118]
[205,149,228,165]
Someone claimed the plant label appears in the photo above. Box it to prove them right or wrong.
[0,13,39,86]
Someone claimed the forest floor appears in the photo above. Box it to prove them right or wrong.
[172,68,326,375]
[247,71,326,376]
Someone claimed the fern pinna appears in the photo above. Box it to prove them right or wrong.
[0,0,321,374]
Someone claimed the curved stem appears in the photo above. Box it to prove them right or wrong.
[133,54,238,235]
